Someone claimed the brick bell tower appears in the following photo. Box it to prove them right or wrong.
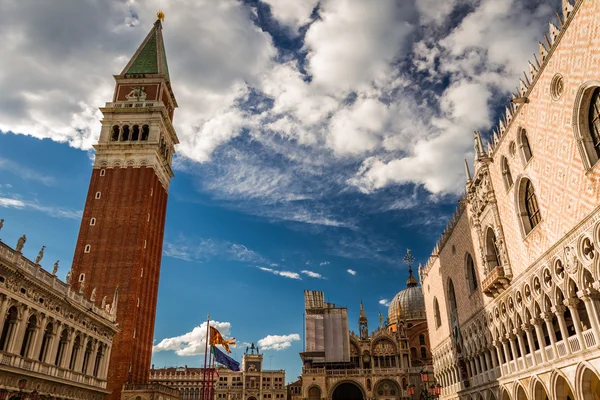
[70,13,177,400]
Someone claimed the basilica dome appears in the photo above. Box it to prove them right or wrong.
[388,267,426,324]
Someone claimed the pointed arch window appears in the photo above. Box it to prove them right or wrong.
[516,177,542,236]
[465,253,478,293]
[433,298,441,329]
[485,227,500,270]
[501,156,513,190]
[519,128,533,164]
[573,83,600,170]
[525,180,541,229]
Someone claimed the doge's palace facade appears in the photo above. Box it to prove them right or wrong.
[420,0,600,399]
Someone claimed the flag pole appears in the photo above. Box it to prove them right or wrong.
[202,314,210,400]
[209,346,216,400]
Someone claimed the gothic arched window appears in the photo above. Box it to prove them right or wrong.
[485,228,500,270]
[588,88,600,158]
[420,347,427,359]
[573,84,600,170]
[466,253,478,293]
[433,298,441,329]
[519,128,533,164]
[501,156,513,190]
[524,179,541,232]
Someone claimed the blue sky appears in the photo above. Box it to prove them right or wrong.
[0,0,562,382]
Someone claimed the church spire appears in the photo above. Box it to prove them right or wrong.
[120,14,171,83]
[359,299,368,339]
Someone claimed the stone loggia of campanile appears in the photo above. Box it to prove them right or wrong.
[70,14,178,400]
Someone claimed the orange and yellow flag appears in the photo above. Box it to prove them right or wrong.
[209,326,236,353]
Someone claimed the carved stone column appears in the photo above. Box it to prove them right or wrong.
[564,298,585,350]
[551,305,571,355]
[501,340,510,367]
[0,294,10,337]
[506,334,518,364]
[522,324,537,366]
[9,305,29,354]
[514,329,528,368]
[579,292,600,346]
[30,314,48,360]
[542,313,559,358]
[62,328,76,369]
[531,319,547,362]
[44,321,61,365]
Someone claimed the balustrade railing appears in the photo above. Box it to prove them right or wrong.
[583,329,597,348]
[556,341,567,357]
[568,336,581,353]
[0,351,106,389]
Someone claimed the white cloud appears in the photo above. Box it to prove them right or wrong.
[0,196,82,219]
[379,299,390,307]
[257,333,300,351]
[163,237,266,264]
[153,321,234,356]
[0,0,560,209]
[301,270,324,279]
[347,269,357,276]
[257,266,301,280]
[319,261,330,266]
[0,158,56,186]
[262,0,319,34]
[304,0,414,91]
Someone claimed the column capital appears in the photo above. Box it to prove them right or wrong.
[521,323,533,332]
[551,305,567,314]
[564,298,580,308]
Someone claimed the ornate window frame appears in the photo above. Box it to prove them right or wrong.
[573,80,600,171]
[514,174,542,237]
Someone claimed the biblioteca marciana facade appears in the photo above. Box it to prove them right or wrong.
[420,0,600,399]
[0,231,118,399]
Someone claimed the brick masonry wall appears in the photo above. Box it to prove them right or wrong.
[71,166,168,400]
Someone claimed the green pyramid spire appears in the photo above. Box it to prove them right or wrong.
[121,19,170,82]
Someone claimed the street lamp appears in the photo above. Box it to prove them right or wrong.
[17,379,27,400]
[411,370,440,400]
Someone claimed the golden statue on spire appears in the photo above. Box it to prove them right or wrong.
[157,10,165,22]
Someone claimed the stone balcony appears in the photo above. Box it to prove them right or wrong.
[482,266,511,297]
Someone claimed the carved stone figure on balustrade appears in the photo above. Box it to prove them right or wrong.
[16,235,26,252]
[90,287,97,302]
[52,260,59,276]
[66,269,72,285]
[35,245,45,264]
